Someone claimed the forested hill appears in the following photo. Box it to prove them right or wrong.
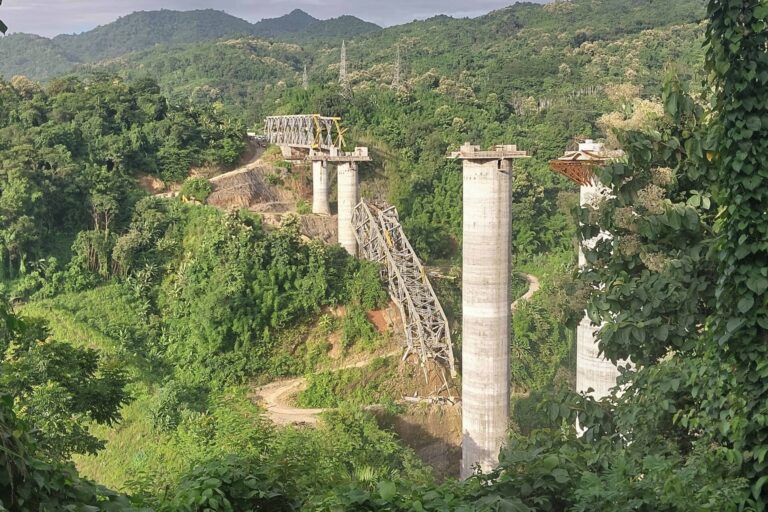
[5,0,763,509]
[53,10,258,61]
[80,0,707,131]
[0,8,380,80]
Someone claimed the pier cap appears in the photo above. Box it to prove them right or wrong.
[549,140,624,186]
[308,146,371,163]
[448,142,529,160]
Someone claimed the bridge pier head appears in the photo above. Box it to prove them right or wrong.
[450,144,529,480]
[309,147,371,257]
[311,160,332,215]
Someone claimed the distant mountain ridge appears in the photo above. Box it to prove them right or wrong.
[0,8,381,80]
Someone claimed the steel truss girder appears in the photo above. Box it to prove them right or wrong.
[264,115,345,150]
[352,200,457,377]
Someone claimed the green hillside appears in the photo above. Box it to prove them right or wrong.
[251,8,318,36]
[0,33,79,79]
[86,0,705,130]
[4,0,765,510]
[53,9,257,62]
[0,8,380,81]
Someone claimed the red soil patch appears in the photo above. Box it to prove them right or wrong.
[367,308,391,334]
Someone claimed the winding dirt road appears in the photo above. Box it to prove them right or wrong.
[252,274,540,426]
[512,273,540,311]
[250,350,401,425]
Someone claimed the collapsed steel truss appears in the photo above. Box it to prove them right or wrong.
[352,200,456,377]
[264,115,345,150]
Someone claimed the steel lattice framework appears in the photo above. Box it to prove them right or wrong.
[264,115,345,150]
[352,200,456,377]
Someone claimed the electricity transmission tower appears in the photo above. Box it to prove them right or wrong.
[339,40,351,95]
[392,46,402,89]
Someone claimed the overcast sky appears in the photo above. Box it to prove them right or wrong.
[1,0,546,37]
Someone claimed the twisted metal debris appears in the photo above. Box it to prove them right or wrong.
[352,200,456,377]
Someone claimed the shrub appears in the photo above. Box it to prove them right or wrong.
[179,177,213,203]
[149,380,209,433]
[341,307,381,351]
[296,199,311,215]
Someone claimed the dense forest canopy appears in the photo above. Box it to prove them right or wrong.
[3,0,768,510]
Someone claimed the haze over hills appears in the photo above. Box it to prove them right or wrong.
[0,8,381,80]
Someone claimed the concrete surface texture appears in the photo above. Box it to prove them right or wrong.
[577,181,621,399]
[312,160,332,215]
[337,162,359,256]
[460,157,512,479]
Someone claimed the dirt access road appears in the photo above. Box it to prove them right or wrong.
[512,273,540,311]
[250,349,401,425]
[251,274,540,426]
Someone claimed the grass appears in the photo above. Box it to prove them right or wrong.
[17,284,274,491]
[297,356,399,409]
[14,282,419,491]
[19,284,163,383]
[511,272,531,301]
[17,285,181,489]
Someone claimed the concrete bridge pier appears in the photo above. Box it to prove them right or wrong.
[577,178,621,400]
[450,143,529,479]
[337,162,359,256]
[312,160,332,215]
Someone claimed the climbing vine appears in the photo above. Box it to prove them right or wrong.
[688,0,768,496]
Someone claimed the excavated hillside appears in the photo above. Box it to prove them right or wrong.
[205,143,338,243]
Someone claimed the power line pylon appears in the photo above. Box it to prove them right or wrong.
[339,40,351,96]
[392,46,402,89]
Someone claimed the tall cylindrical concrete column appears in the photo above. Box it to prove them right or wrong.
[461,157,512,479]
[337,162,359,256]
[312,160,331,215]
[577,182,621,399]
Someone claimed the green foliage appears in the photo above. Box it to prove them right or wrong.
[0,304,134,511]
[179,176,213,203]
[1,306,131,462]
[341,307,381,352]
[149,380,208,433]
[296,198,311,215]
[0,9,380,81]
[345,261,388,311]
[156,209,355,384]
[273,160,292,171]
[2,2,753,510]
[158,455,299,511]
[585,79,717,366]
[511,299,573,393]
[297,358,397,408]
[0,74,245,287]
[689,0,768,498]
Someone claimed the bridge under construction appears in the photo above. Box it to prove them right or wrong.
[262,114,621,481]
[265,114,346,152]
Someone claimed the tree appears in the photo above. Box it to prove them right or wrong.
[0,304,133,510]
[1,302,131,461]
[689,0,768,496]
